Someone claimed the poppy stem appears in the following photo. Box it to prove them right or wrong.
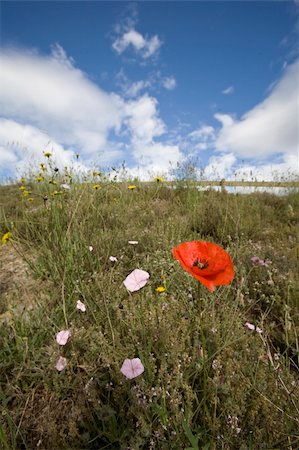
[197,282,203,312]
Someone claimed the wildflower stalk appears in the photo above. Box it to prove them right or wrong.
[61,269,68,328]
[66,184,88,237]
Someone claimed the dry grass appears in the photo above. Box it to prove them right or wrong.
[0,172,298,449]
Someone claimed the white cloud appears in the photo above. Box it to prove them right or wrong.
[215,60,299,159]
[125,80,151,97]
[112,29,162,59]
[125,94,165,143]
[0,146,18,170]
[132,141,181,170]
[0,45,125,160]
[0,118,79,176]
[189,125,215,141]
[204,153,237,180]
[214,114,235,128]
[115,70,152,98]
[0,46,181,178]
[124,94,182,169]
[162,76,176,90]
[195,143,209,151]
[232,157,298,182]
[222,85,234,95]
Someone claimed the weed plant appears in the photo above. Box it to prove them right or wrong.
[0,162,298,449]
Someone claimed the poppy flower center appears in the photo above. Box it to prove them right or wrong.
[192,258,209,270]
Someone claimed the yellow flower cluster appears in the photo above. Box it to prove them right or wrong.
[155,286,166,293]
[1,231,12,245]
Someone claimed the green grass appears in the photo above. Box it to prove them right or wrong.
[0,170,298,449]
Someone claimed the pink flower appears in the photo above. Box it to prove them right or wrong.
[55,356,67,372]
[56,330,71,346]
[123,269,150,292]
[245,322,263,334]
[250,256,261,264]
[250,256,271,267]
[76,300,86,312]
[120,358,144,379]
[109,256,118,262]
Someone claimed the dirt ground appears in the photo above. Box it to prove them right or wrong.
[0,245,39,323]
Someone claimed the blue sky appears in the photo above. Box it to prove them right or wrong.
[0,1,298,181]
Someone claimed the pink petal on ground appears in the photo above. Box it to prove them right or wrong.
[109,256,118,262]
[56,330,71,345]
[76,300,86,312]
[120,358,145,379]
[88,246,93,252]
[55,356,67,372]
[128,240,138,245]
[123,269,150,292]
[245,322,263,334]
[250,256,260,264]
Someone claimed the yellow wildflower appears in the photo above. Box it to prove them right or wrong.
[19,186,26,191]
[93,171,102,177]
[22,190,30,197]
[155,286,166,293]
[93,184,101,190]
[154,176,164,182]
[20,177,26,183]
[28,197,33,202]
[49,180,57,185]
[36,176,44,182]
[1,231,12,245]
[128,185,136,190]
[44,151,52,158]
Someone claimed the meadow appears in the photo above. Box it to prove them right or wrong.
[0,159,298,449]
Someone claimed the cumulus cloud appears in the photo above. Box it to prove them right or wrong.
[0,45,181,178]
[132,141,181,170]
[115,69,152,97]
[162,76,177,90]
[125,80,151,97]
[124,94,182,169]
[222,85,234,95]
[0,118,90,179]
[189,125,215,141]
[0,45,125,160]
[215,60,299,159]
[115,70,177,97]
[204,153,237,179]
[125,94,165,143]
[112,29,162,59]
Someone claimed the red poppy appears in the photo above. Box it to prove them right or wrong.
[173,241,234,292]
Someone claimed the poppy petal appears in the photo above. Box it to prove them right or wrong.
[173,241,234,292]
